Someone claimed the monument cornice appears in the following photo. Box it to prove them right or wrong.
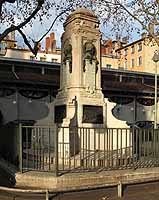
[64,15,99,29]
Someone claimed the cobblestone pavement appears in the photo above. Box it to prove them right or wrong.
[1,182,159,200]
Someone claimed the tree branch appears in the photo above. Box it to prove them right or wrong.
[37,5,73,44]
[0,0,4,16]
[0,0,16,17]
[114,0,159,46]
[0,0,44,41]
[1,0,73,56]
[17,27,39,56]
[17,5,73,56]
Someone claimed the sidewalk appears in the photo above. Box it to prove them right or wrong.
[15,167,159,191]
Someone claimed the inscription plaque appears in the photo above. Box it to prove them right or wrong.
[82,105,103,124]
[55,105,66,123]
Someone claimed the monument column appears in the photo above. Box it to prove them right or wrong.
[54,8,106,155]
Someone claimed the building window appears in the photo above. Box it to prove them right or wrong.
[52,58,58,63]
[0,42,7,55]
[0,42,7,51]
[131,45,135,54]
[138,42,142,51]
[124,61,127,69]
[30,56,35,60]
[138,56,142,66]
[124,48,128,56]
[131,59,134,68]
[82,105,103,124]
[117,51,121,58]
[106,64,111,69]
[40,57,46,61]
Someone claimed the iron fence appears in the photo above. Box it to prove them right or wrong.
[20,125,55,172]
[18,125,159,175]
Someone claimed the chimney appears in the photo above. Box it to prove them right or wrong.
[116,33,120,42]
[7,31,15,41]
[122,37,128,45]
[115,33,122,48]
[148,22,154,35]
[50,32,56,52]
[51,40,56,52]
[45,37,50,53]
[38,42,41,51]
[50,32,55,41]
[101,39,113,55]
[141,32,147,39]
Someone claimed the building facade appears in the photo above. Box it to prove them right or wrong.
[115,33,158,73]
[1,30,158,74]
[0,32,61,63]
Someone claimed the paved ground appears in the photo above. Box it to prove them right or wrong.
[52,182,159,200]
[1,182,159,200]
[1,164,159,199]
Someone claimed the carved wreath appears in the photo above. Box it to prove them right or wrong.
[83,41,99,72]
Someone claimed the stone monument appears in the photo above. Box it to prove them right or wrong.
[55,8,106,156]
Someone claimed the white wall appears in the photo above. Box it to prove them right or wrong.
[5,48,61,63]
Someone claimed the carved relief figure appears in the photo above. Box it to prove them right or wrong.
[63,40,72,73]
[83,40,99,72]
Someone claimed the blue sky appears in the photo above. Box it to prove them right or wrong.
[1,0,147,50]
[2,3,142,50]
[15,17,141,50]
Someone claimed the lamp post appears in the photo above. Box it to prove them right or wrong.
[152,50,159,129]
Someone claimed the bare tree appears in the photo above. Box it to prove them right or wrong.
[0,0,95,55]
[0,0,82,56]
[92,0,159,46]
[3,0,156,55]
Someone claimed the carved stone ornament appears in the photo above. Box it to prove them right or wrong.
[63,40,72,72]
[83,41,99,71]
[19,89,48,99]
[0,88,15,97]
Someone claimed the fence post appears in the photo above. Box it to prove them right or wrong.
[132,128,135,169]
[55,124,59,177]
[18,123,23,173]
[46,189,49,200]
[117,181,123,198]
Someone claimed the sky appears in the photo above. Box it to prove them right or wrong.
[1,1,142,50]
[15,19,63,49]
[15,17,141,50]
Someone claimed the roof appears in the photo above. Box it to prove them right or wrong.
[102,68,156,95]
[0,71,60,86]
[64,8,99,27]
[0,56,61,69]
[0,57,60,89]
[7,47,61,55]
[102,67,154,77]
[115,38,143,51]
[102,81,154,93]
[0,57,156,96]
[70,8,96,17]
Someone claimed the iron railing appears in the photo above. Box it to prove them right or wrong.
[20,125,55,172]
[18,125,159,175]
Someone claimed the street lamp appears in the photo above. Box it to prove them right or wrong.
[152,50,159,129]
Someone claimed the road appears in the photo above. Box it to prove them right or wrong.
[0,182,159,200]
